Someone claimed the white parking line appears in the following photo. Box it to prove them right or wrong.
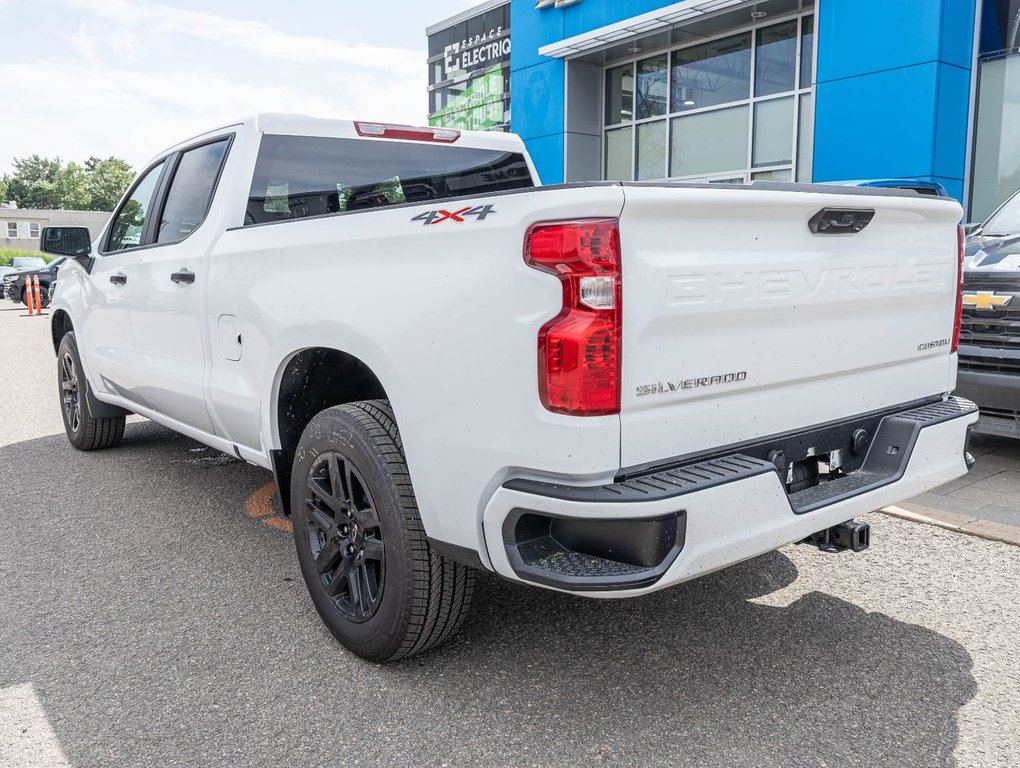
[0,683,70,768]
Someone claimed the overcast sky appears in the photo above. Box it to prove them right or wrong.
[0,0,478,174]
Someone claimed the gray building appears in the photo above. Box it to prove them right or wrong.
[0,207,110,252]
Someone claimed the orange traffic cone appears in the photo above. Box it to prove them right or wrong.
[33,276,45,316]
[22,278,36,316]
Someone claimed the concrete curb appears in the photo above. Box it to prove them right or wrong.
[881,503,1020,547]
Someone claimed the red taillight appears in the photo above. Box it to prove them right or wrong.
[952,224,964,353]
[354,121,460,143]
[524,219,621,416]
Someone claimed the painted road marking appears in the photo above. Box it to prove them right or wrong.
[0,683,71,768]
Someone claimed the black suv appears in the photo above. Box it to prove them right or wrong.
[957,189,1020,438]
[2,257,66,307]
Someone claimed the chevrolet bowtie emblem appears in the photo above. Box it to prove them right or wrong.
[962,291,1013,310]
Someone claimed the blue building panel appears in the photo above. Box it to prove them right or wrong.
[934,61,973,183]
[814,63,940,182]
[509,60,565,141]
[941,0,979,69]
[521,132,566,185]
[815,0,976,201]
[817,0,946,83]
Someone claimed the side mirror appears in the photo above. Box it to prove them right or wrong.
[40,226,92,257]
[963,223,983,238]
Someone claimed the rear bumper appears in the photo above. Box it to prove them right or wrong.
[956,370,1020,438]
[482,397,977,596]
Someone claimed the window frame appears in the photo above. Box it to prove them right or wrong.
[6,222,18,239]
[601,9,817,184]
[28,222,40,239]
[239,134,535,229]
[153,134,234,246]
[98,132,235,256]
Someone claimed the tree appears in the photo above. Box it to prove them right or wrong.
[2,154,134,211]
[84,156,134,212]
[60,162,90,211]
[6,155,64,209]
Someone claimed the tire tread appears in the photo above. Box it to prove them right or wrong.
[58,332,125,451]
[303,399,475,661]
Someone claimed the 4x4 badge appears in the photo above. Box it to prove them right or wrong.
[962,291,1013,310]
[411,204,495,226]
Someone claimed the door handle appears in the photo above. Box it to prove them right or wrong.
[171,269,195,285]
[109,272,127,285]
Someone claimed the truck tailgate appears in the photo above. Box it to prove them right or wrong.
[618,183,962,468]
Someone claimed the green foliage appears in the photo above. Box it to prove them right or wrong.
[6,155,64,209]
[84,156,135,212]
[0,175,8,202]
[61,162,90,211]
[4,154,134,212]
[0,248,53,267]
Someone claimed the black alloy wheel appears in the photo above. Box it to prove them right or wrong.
[60,350,82,434]
[56,332,126,451]
[304,452,385,622]
[290,401,476,662]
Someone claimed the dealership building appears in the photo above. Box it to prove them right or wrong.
[428,0,1020,220]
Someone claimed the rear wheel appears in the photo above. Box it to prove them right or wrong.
[291,400,475,662]
[57,332,125,450]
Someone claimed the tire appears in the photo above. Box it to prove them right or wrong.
[23,287,50,308]
[291,400,475,662]
[57,332,125,451]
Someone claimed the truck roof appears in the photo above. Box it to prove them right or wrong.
[159,113,526,159]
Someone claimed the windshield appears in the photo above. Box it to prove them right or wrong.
[983,190,1020,236]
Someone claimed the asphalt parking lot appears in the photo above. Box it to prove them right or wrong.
[1,304,1019,767]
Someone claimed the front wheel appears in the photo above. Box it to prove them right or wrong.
[57,332,125,450]
[291,400,475,662]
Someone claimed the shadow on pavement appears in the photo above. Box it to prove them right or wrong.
[0,423,977,767]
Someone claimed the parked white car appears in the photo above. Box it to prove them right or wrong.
[44,114,977,661]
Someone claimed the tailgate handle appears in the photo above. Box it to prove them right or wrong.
[808,208,875,235]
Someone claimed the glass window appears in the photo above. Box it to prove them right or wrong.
[797,93,814,182]
[752,169,793,181]
[156,139,229,244]
[29,222,40,238]
[970,54,1020,221]
[605,126,633,181]
[983,190,1020,235]
[800,16,815,88]
[107,160,166,252]
[6,222,17,238]
[636,121,667,180]
[671,33,751,112]
[671,105,749,177]
[245,135,534,225]
[753,97,794,167]
[636,55,668,119]
[606,63,634,124]
[756,21,798,97]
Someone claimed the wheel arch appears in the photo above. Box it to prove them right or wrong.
[50,309,73,354]
[271,346,390,517]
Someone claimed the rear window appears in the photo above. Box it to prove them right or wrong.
[245,135,533,226]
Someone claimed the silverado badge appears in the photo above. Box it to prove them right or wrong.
[962,291,1013,310]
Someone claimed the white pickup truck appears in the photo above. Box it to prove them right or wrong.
[44,114,977,661]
